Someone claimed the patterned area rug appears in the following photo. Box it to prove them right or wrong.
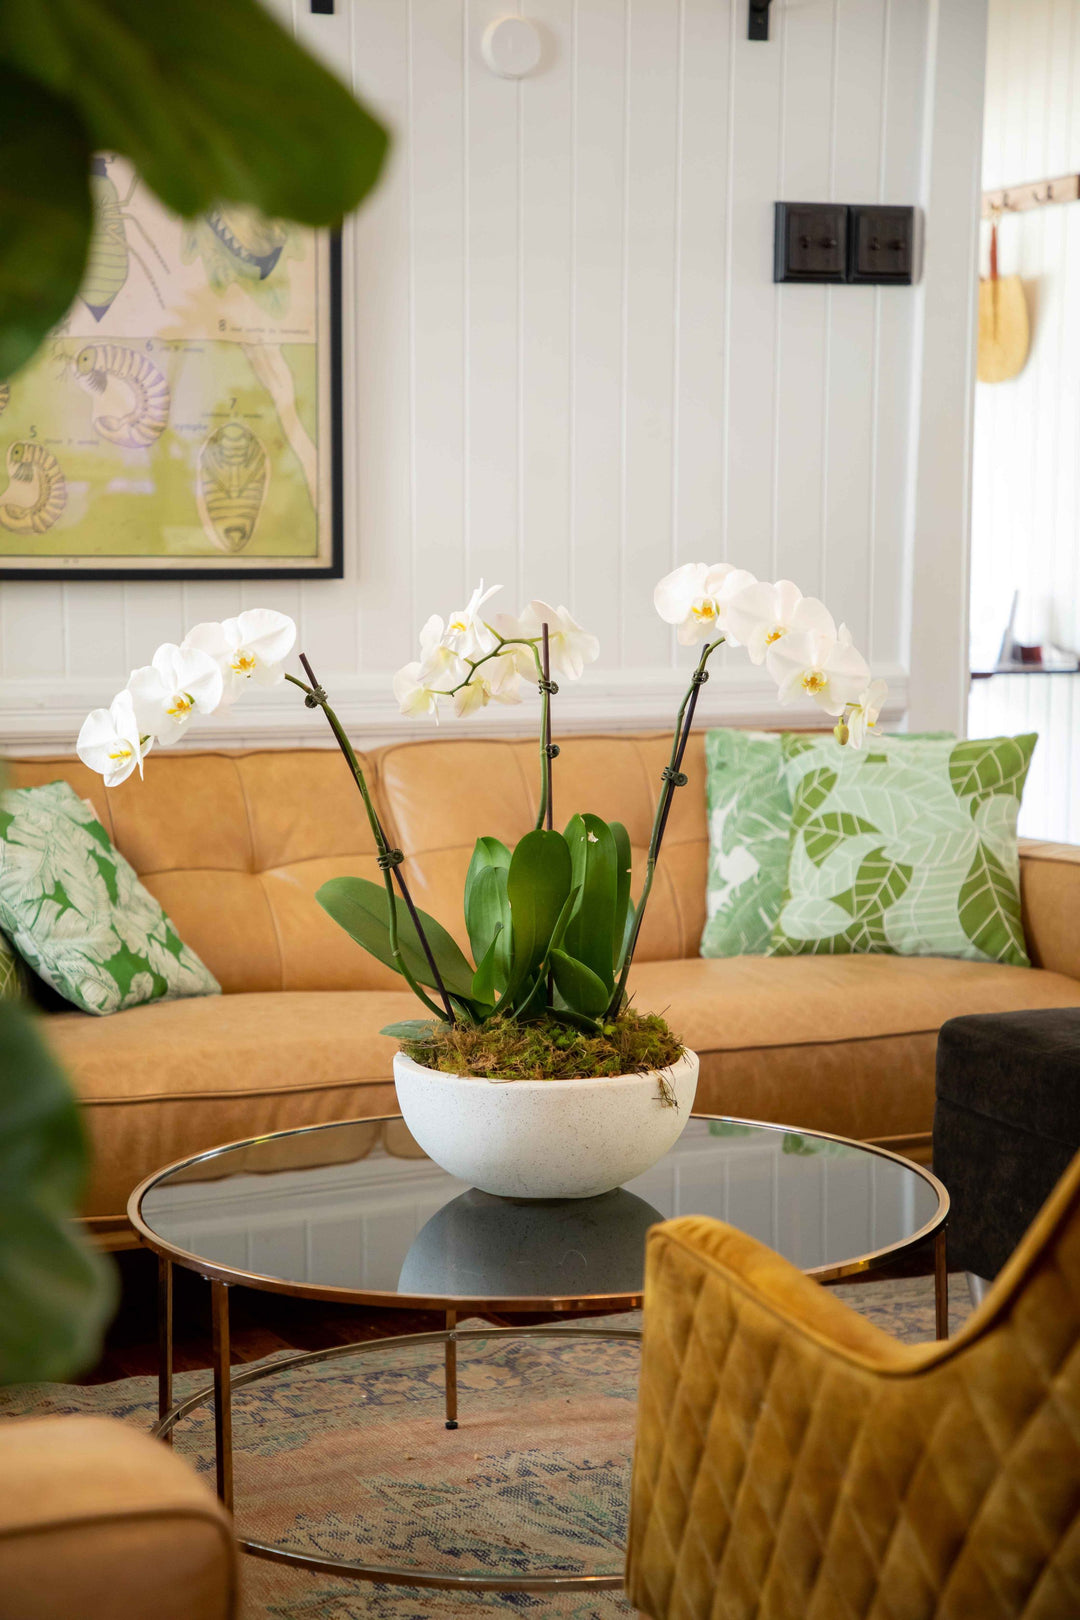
[0,1274,971,1619]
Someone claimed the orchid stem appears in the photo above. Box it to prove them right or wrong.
[539,624,555,833]
[287,663,455,1025]
[608,638,723,1017]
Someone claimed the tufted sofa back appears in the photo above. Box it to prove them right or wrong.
[7,732,709,993]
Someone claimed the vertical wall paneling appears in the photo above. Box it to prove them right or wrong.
[463,0,523,612]
[904,0,987,735]
[824,0,886,637]
[722,6,783,585]
[870,0,925,667]
[0,0,988,748]
[772,0,831,597]
[620,0,681,669]
[519,0,575,614]
[969,0,1080,840]
[568,0,630,662]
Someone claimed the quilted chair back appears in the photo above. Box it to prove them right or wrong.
[626,1148,1080,1620]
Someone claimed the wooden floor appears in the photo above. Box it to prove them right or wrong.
[79,1238,939,1385]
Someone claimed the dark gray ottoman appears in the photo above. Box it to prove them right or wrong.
[933,1008,1080,1281]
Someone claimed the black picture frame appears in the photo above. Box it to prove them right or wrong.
[0,223,343,583]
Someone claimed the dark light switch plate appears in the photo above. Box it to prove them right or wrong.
[848,204,914,283]
[773,202,847,284]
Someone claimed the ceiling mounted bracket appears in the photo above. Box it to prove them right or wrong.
[748,0,773,41]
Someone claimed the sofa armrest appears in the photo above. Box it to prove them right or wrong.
[0,1417,236,1620]
[1020,839,1080,982]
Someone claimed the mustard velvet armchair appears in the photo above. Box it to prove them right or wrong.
[626,1150,1080,1620]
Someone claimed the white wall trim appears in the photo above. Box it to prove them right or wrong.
[0,662,909,755]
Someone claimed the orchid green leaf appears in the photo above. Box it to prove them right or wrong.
[549,947,611,1020]
[504,830,572,1002]
[317,876,476,1002]
[563,813,618,989]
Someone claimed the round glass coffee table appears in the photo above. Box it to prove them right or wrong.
[130,1113,948,1594]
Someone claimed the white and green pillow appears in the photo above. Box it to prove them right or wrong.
[0,781,220,1015]
[700,727,954,958]
[701,730,794,957]
[770,731,1036,966]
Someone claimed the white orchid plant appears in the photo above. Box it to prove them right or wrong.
[77,569,884,1044]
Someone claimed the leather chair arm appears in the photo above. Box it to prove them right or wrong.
[1020,838,1080,981]
[0,1417,237,1620]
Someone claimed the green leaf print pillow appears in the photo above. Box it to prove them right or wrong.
[701,730,794,956]
[0,782,220,1015]
[700,728,956,958]
[770,731,1037,966]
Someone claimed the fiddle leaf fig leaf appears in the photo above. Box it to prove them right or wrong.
[0,65,92,380]
[0,1001,116,1384]
[0,0,390,226]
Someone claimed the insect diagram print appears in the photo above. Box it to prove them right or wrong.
[0,154,340,578]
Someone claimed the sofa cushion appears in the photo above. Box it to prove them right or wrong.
[46,954,1080,1225]
[628,954,1080,1145]
[376,731,708,963]
[8,751,394,996]
[44,989,416,1218]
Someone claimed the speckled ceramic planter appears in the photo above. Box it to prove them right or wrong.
[392,1049,700,1199]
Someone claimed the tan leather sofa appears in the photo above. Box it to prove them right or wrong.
[10,733,1080,1239]
[0,1416,236,1619]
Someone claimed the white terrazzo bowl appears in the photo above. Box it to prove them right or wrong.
[392,1048,699,1199]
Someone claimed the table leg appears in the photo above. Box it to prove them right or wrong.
[157,1256,173,1446]
[444,1310,458,1430]
[211,1281,234,1511]
[934,1227,949,1341]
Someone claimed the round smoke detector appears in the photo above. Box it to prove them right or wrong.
[481,16,543,79]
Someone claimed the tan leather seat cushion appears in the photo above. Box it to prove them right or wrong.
[44,991,415,1217]
[0,1416,236,1620]
[47,955,1080,1221]
[632,953,1080,1142]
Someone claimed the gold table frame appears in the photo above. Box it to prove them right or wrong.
[130,1113,950,1594]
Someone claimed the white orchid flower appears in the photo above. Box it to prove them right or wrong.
[415,614,467,685]
[844,678,889,748]
[441,581,502,661]
[126,642,224,746]
[452,679,489,718]
[507,599,600,680]
[653,562,757,646]
[766,623,871,717]
[393,649,471,721]
[481,650,526,700]
[448,652,526,718]
[76,689,153,787]
[393,662,448,720]
[182,609,296,706]
[725,579,836,665]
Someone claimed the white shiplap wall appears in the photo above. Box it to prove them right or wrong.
[968,0,1080,840]
[0,0,986,750]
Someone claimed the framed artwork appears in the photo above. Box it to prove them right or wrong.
[0,155,342,580]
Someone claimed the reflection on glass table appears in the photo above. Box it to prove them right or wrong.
[136,1114,946,1308]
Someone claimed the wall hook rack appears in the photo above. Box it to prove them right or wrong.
[981,173,1080,217]
[748,0,773,41]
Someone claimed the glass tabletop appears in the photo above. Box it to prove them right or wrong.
[132,1115,947,1311]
